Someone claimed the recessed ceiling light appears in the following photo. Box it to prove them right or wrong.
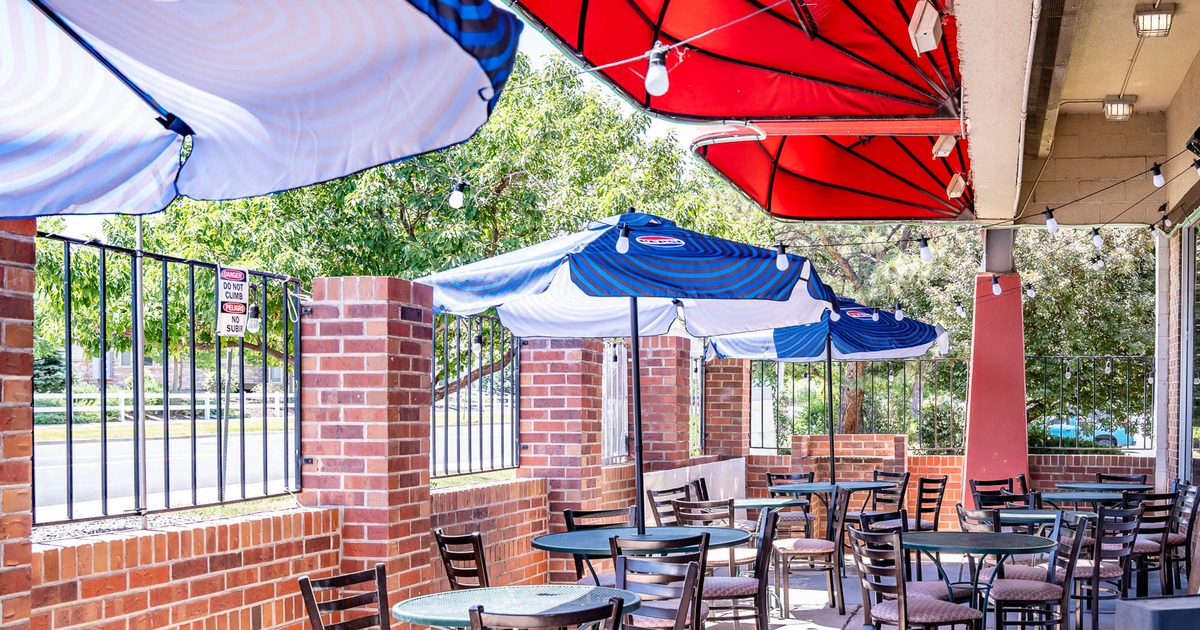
[1134,3,1175,38]
[1103,95,1137,121]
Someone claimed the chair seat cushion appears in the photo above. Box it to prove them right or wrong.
[577,572,617,587]
[1166,532,1189,547]
[906,581,973,601]
[870,598,983,624]
[988,578,1064,602]
[872,518,936,531]
[1103,538,1160,554]
[629,600,709,628]
[1058,560,1124,581]
[981,564,1051,582]
[778,512,816,522]
[706,547,757,566]
[773,537,837,554]
[701,576,758,598]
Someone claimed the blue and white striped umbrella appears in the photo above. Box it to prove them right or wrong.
[1,0,521,218]
[420,212,838,338]
[707,297,948,362]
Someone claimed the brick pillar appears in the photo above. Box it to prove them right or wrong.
[518,339,604,582]
[300,277,434,600]
[0,219,35,630]
[704,358,751,458]
[637,336,691,471]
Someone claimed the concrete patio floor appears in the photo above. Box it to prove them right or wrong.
[706,554,1172,630]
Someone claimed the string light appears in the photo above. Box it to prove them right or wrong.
[894,301,904,321]
[775,243,789,271]
[1104,359,1112,375]
[1091,227,1103,249]
[1043,208,1059,234]
[917,236,932,262]
[1193,159,1200,177]
[644,43,669,97]
[829,310,841,322]
[472,334,484,355]
[1025,283,1036,298]
[955,300,966,319]
[1152,162,1165,187]
[449,180,466,209]
[1091,255,1104,270]
[991,275,1002,296]
[872,309,880,322]
[615,225,630,254]
[246,304,261,334]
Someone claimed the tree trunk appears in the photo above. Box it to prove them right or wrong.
[837,362,866,434]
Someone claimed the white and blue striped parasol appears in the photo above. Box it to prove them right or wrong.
[1,0,521,218]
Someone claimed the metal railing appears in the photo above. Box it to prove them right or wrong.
[431,314,520,477]
[1025,355,1154,451]
[602,340,630,464]
[32,233,303,525]
[750,358,969,454]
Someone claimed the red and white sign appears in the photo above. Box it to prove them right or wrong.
[216,265,250,337]
[635,235,686,248]
[844,309,872,319]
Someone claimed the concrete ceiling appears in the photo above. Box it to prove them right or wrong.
[1060,0,1200,114]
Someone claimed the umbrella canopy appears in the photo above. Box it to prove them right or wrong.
[506,0,960,123]
[693,130,973,221]
[422,212,838,337]
[1,0,522,218]
[707,298,948,362]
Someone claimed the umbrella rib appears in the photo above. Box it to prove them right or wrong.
[890,137,956,194]
[889,0,959,97]
[766,137,789,216]
[838,0,951,102]
[770,159,960,217]
[576,0,590,50]
[28,0,192,136]
[821,137,962,214]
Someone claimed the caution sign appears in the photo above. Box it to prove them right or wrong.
[216,266,249,337]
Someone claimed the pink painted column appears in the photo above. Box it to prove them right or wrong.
[962,272,1029,505]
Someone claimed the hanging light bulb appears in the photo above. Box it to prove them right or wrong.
[829,310,841,322]
[1164,216,1173,228]
[1066,366,1072,379]
[1104,359,1112,375]
[1152,162,1165,188]
[1193,159,1200,178]
[246,304,261,334]
[918,236,932,262]
[775,243,789,271]
[673,298,685,321]
[645,43,669,97]
[472,333,484,355]
[1091,227,1103,249]
[1091,255,1104,270]
[1025,283,1036,298]
[991,275,1002,296]
[449,181,466,209]
[616,225,630,254]
[893,301,904,321]
[955,299,966,319]
[872,310,880,322]
[1043,208,1059,234]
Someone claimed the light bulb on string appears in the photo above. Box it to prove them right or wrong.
[1043,208,1058,234]
[1091,227,1103,249]
[918,236,932,262]
[246,304,261,334]
[1164,216,1173,228]
[893,301,904,321]
[829,310,841,322]
[673,299,685,321]
[615,225,630,254]
[872,310,880,322]
[448,181,466,209]
[775,243,789,271]
[1104,360,1112,375]
[955,300,966,319]
[1091,256,1104,270]
[1193,159,1200,178]
[991,275,1002,296]
[1152,162,1165,188]
[1025,283,1036,298]
[471,334,483,356]
[644,43,669,97]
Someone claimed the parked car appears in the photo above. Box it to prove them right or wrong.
[1043,414,1139,448]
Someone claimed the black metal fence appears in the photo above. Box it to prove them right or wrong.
[1025,355,1154,451]
[32,233,302,524]
[749,358,969,454]
[431,314,520,477]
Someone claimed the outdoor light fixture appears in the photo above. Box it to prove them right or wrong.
[1025,283,1036,298]
[246,304,261,334]
[955,299,966,319]
[918,236,932,262]
[946,173,966,199]
[448,181,466,209]
[645,43,669,97]
[893,301,904,321]
[1134,3,1175,38]
[1091,227,1103,249]
[1043,208,1059,234]
[1152,162,1165,187]
[775,243,789,271]
[1091,256,1104,270]
[931,134,956,159]
[1103,95,1137,122]
[991,275,1002,296]
[615,225,630,253]
[908,0,943,54]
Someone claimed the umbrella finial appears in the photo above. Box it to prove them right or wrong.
[626,206,636,214]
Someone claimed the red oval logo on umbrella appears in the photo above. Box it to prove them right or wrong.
[635,235,685,248]
[220,268,247,281]
[222,302,246,314]
[844,309,872,319]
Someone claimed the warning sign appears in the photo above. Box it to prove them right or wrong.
[216,266,249,337]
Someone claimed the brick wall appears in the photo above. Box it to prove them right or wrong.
[30,509,339,630]
[600,463,636,512]
[1,219,36,630]
[636,336,691,471]
[1028,454,1156,490]
[704,359,750,459]
[430,479,549,587]
[905,455,965,531]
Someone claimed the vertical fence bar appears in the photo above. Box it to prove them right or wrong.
[131,245,143,514]
[62,241,74,520]
[161,259,170,508]
[291,286,302,489]
[260,279,269,495]
[188,265,198,505]
[214,281,224,503]
[99,248,109,515]
[238,334,246,498]
[282,283,291,490]
[466,317,475,473]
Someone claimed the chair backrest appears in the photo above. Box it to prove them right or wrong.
[672,498,734,529]
[1014,473,1030,495]
[1122,491,1178,546]
[1047,513,1090,587]
[564,507,636,579]
[1000,491,1042,509]
[611,532,709,629]
[1098,472,1148,484]
[615,556,698,630]
[1173,483,1200,542]
[914,476,948,531]
[846,527,907,626]
[750,509,779,586]
[298,563,391,630]
[956,504,1001,533]
[827,487,853,542]
[871,470,910,510]
[433,528,490,590]
[969,477,1013,508]
[690,478,710,501]
[766,471,814,498]
[647,485,692,526]
[860,508,908,533]
[1093,505,1143,563]
[469,598,624,630]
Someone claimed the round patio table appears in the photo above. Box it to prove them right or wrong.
[531,526,751,558]
[1054,482,1151,492]
[392,584,641,629]
[733,497,808,510]
[901,532,1057,610]
[769,481,896,536]
[1040,491,1124,510]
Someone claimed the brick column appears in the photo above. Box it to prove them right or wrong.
[704,359,751,458]
[299,277,434,600]
[636,336,691,471]
[0,219,35,630]
[517,339,604,582]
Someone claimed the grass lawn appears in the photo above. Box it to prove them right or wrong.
[430,469,516,488]
[34,418,290,442]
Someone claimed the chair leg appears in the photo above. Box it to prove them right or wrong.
[833,561,844,616]
[1090,574,1100,630]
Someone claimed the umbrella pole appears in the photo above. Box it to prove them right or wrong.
[826,334,836,483]
[630,296,647,535]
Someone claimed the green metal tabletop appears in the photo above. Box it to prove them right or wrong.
[733,497,809,510]
[1054,482,1152,492]
[1041,491,1124,504]
[901,532,1057,555]
[769,481,895,495]
[531,526,751,558]
[392,585,641,628]
[996,509,1096,525]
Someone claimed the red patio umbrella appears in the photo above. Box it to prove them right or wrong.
[693,128,972,221]
[508,0,960,123]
